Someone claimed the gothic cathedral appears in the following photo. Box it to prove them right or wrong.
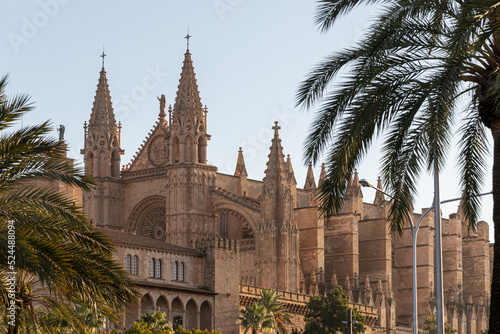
[79,47,492,334]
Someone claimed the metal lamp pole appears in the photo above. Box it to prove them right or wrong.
[342,309,358,334]
[359,178,491,334]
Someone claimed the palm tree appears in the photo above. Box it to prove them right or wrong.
[239,302,274,334]
[297,0,500,330]
[0,74,139,332]
[137,312,172,332]
[259,289,292,334]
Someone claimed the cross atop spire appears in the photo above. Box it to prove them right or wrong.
[100,46,106,68]
[272,121,281,132]
[185,28,191,50]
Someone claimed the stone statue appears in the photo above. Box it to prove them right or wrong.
[157,94,166,114]
[57,124,65,141]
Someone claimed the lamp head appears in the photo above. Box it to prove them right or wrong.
[359,179,373,188]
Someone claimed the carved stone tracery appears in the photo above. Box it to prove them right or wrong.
[148,136,169,166]
[140,207,167,240]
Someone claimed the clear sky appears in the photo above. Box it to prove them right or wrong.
[2,0,495,240]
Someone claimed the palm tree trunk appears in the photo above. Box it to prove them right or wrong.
[490,121,500,333]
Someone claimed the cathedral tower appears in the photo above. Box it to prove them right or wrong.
[255,122,300,292]
[164,47,217,247]
[82,57,124,228]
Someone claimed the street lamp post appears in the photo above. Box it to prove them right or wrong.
[342,309,358,334]
[359,178,491,334]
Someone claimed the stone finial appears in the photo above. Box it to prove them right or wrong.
[318,163,327,187]
[286,154,297,186]
[345,274,351,291]
[373,176,386,206]
[353,272,360,289]
[304,161,317,190]
[449,288,455,304]
[467,294,473,305]
[377,276,383,292]
[319,267,325,284]
[234,147,248,177]
[346,170,363,198]
[365,275,371,291]
[331,271,338,288]
[364,276,374,306]
[310,270,318,295]
[311,269,317,283]
[345,274,353,302]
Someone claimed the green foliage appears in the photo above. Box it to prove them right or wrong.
[0,74,139,332]
[297,0,497,233]
[298,0,500,329]
[0,305,109,334]
[124,312,219,334]
[174,327,220,334]
[239,302,275,334]
[125,312,172,334]
[303,287,365,334]
[259,288,293,334]
[239,289,293,334]
[422,310,457,334]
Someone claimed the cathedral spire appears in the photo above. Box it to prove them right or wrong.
[82,61,122,179]
[234,147,248,177]
[168,48,209,164]
[173,49,203,118]
[263,122,288,190]
[373,176,386,206]
[346,170,363,198]
[88,67,117,133]
[318,163,327,187]
[286,154,297,186]
[304,162,317,190]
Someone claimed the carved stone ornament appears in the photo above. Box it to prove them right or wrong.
[148,136,169,166]
[140,207,167,240]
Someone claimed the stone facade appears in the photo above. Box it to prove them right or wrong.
[68,47,493,333]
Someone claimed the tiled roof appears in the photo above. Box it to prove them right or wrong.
[97,228,204,256]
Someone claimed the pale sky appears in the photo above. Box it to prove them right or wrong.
[2,1,495,240]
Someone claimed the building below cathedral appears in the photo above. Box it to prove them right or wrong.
[63,46,493,333]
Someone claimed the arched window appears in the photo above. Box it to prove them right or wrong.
[156,259,161,278]
[172,136,180,163]
[132,255,138,275]
[86,151,94,176]
[173,261,178,280]
[150,258,155,278]
[179,262,184,281]
[198,137,206,163]
[219,211,228,239]
[125,255,131,273]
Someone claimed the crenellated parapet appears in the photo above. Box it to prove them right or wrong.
[192,236,239,254]
[239,284,379,330]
